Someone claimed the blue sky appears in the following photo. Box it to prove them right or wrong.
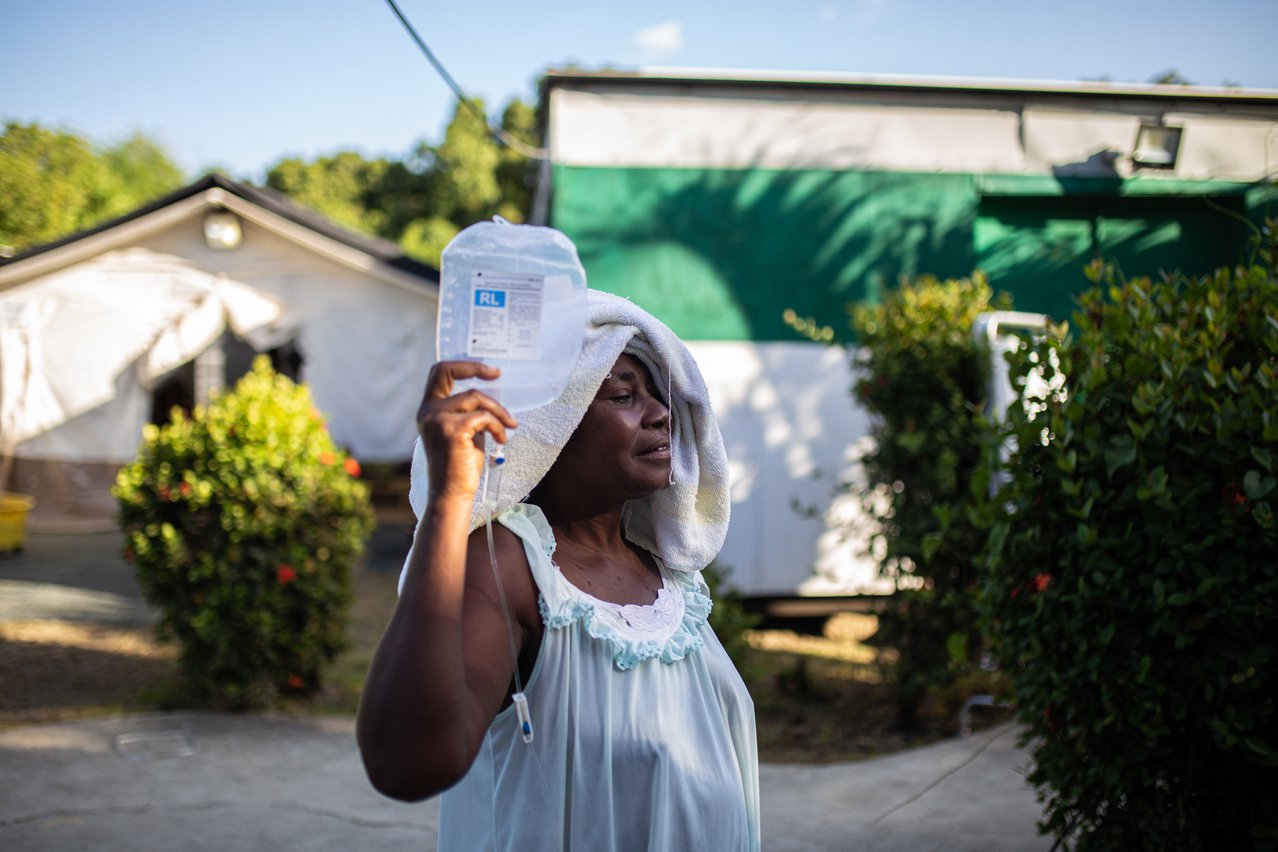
[3,0,1276,181]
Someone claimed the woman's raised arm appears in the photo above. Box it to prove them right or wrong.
[356,362,537,801]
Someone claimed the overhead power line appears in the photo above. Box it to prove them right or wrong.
[381,0,548,160]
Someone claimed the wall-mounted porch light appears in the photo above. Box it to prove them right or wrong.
[203,210,242,250]
[1132,123,1183,169]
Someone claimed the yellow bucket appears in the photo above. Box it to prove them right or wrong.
[0,492,36,553]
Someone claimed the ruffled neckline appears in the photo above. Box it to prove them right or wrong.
[514,505,713,671]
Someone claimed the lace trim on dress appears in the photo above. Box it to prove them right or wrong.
[538,563,712,671]
[553,570,680,642]
[514,502,713,670]
[589,585,681,639]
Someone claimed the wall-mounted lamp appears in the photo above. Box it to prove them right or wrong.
[1132,123,1183,169]
[203,210,242,250]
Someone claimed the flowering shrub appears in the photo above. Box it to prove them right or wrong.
[848,273,1009,731]
[980,258,1278,849]
[115,356,374,708]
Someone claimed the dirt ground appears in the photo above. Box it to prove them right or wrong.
[0,526,992,758]
[0,619,176,729]
[0,578,916,762]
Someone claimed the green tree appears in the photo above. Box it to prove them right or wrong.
[494,99,541,223]
[0,122,185,254]
[398,215,459,267]
[1150,69,1193,85]
[100,132,187,215]
[265,151,393,237]
[395,97,542,264]
[260,96,542,268]
[428,98,503,228]
[0,122,110,252]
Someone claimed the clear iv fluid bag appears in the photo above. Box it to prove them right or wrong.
[437,218,588,414]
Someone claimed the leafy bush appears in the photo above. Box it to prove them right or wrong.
[980,258,1278,849]
[848,272,1009,732]
[115,357,374,708]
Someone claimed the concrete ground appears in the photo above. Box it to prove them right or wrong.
[0,712,1047,852]
[0,531,1052,850]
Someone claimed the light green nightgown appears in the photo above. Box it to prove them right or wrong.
[436,503,760,851]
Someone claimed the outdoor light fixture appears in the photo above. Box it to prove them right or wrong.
[1132,123,1183,169]
[203,210,242,250]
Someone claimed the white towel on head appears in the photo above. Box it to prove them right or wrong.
[406,289,730,573]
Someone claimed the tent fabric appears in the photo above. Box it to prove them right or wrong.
[1,244,438,467]
[12,367,153,463]
[277,275,436,461]
[140,273,286,385]
[0,247,282,462]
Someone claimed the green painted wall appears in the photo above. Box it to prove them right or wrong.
[975,194,1254,324]
[552,165,1275,341]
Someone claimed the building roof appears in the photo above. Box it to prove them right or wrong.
[0,173,439,285]
[540,66,1278,109]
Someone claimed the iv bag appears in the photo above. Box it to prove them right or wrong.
[437,217,588,414]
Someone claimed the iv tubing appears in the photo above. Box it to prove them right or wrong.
[482,434,533,743]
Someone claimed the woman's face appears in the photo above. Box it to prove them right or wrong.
[552,353,672,501]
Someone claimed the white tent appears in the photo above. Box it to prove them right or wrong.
[0,249,281,466]
[0,176,439,530]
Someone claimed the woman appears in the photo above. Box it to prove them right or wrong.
[357,291,759,850]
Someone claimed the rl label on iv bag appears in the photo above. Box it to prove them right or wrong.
[467,271,544,360]
[439,217,585,411]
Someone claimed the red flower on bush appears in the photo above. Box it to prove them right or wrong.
[319,451,335,465]
[179,482,192,497]
[157,484,172,501]
[286,674,304,690]
[1033,573,1053,593]
[343,457,361,477]
[277,564,297,584]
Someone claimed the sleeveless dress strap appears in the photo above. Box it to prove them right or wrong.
[496,503,713,671]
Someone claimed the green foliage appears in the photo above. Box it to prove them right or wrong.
[0,98,540,266]
[114,357,375,708]
[428,99,503,227]
[849,272,1009,732]
[399,215,460,267]
[980,252,1278,849]
[98,132,187,215]
[265,151,395,237]
[494,99,540,221]
[702,562,761,676]
[1149,68,1194,85]
[263,97,541,268]
[0,122,111,251]
[0,122,184,253]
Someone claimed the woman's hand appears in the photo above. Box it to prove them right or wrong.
[416,361,518,504]
[358,361,534,801]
